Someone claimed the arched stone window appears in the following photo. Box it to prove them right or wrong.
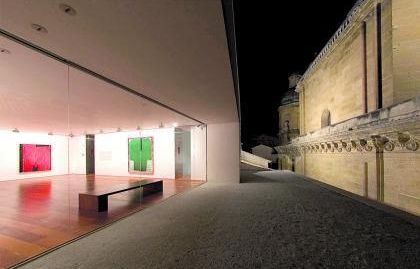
[321,109,331,128]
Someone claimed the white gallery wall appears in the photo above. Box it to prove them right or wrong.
[0,131,69,181]
[0,126,212,182]
[95,128,175,179]
[191,126,207,180]
[175,131,191,178]
[206,122,240,183]
[69,135,86,174]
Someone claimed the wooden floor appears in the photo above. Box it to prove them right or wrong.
[0,175,204,268]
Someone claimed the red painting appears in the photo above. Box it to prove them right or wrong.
[19,144,52,172]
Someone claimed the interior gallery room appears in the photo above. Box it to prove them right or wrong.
[0,0,240,267]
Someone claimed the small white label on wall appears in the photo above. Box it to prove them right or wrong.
[99,151,112,161]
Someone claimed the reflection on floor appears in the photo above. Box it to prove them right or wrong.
[0,175,205,268]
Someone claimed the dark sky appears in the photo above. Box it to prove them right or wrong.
[235,0,358,149]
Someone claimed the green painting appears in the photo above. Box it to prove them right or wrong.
[128,137,153,173]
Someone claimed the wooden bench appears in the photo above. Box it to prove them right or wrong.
[79,179,163,212]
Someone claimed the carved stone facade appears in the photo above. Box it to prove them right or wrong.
[278,0,420,215]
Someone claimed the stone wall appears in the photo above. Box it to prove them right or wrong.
[393,0,420,103]
[301,150,420,215]
[298,0,420,134]
[278,102,299,145]
[304,152,376,197]
[286,0,420,216]
[290,97,420,215]
[384,151,420,214]
[301,26,364,133]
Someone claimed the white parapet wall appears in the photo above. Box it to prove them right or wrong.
[240,150,271,169]
[207,122,240,183]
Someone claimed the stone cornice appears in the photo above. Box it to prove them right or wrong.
[277,97,420,156]
[277,127,420,157]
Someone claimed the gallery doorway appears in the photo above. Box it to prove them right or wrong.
[175,128,191,179]
[86,134,95,174]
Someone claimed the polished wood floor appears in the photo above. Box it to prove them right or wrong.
[0,175,205,268]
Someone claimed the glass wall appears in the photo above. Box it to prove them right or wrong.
[0,35,206,180]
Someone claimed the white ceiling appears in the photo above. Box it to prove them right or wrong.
[0,0,238,128]
[0,36,197,135]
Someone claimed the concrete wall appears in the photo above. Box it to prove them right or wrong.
[0,131,69,181]
[207,122,240,183]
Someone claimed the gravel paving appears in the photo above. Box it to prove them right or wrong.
[18,167,420,269]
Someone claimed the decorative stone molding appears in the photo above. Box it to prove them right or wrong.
[277,132,419,157]
[277,145,301,158]
[276,97,420,157]
[397,132,419,151]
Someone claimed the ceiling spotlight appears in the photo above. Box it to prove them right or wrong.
[69,133,74,137]
[136,126,141,130]
[117,127,122,132]
[59,3,77,16]
[12,128,19,133]
[159,122,164,128]
[31,23,48,34]
[99,129,104,134]
[172,122,178,127]
[0,48,10,54]
[48,132,53,136]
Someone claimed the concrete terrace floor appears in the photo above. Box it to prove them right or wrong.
[18,167,420,269]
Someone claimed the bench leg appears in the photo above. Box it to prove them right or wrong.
[143,181,163,196]
[129,188,143,203]
[97,196,108,212]
[79,194,108,212]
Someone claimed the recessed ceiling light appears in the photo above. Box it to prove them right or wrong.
[59,3,77,16]
[0,48,11,54]
[172,123,178,127]
[31,23,48,34]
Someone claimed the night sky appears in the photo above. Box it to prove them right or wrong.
[235,0,358,150]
